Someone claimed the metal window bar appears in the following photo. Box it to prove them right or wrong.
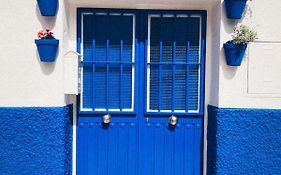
[171,16,176,112]
[120,40,123,111]
[106,12,110,111]
[106,39,109,111]
[92,39,96,109]
[199,39,205,113]
[185,41,190,112]
[158,15,163,112]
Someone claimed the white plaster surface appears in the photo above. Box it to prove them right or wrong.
[63,51,80,95]
[218,0,281,109]
[0,0,66,106]
[247,42,281,95]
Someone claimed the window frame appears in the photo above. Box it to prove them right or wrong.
[77,9,137,114]
[144,11,206,116]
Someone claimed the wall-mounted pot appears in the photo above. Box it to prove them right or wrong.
[225,0,247,19]
[35,39,59,62]
[37,0,58,16]
[223,41,247,66]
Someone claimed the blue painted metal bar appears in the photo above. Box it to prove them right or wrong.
[106,12,110,111]
[79,110,136,115]
[92,40,96,110]
[81,61,133,66]
[172,16,176,112]
[145,111,203,116]
[135,38,139,113]
[120,40,123,111]
[82,61,200,66]
[148,62,199,65]
[186,41,190,112]
[106,39,109,111]
[199,40,205,113]
[158,15,163,112]
[139,12,146,175]
[172,41,176,112]
[158,41,163,112]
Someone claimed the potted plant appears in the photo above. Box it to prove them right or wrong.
[37,0,58,16]
[35,29,59,62]
[224,0,247,19]
[223,24,257,66]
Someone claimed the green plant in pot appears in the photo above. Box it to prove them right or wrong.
[223,24,257,66]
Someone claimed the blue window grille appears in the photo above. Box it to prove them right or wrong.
[78,9,206,116]
[146,14,205,115]
[81,12,135,112]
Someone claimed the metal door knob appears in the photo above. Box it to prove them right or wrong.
[168,115,178,126]
[103,114,111,124]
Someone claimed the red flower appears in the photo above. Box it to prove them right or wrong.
[37,29,55,39]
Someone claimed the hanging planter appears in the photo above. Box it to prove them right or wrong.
[35,29,59,62]
[223,25,257,66]
[224,0,247,19]
[37,0,58,16]
[223,41,247,66]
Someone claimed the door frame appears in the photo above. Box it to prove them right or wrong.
[76,8,207,175]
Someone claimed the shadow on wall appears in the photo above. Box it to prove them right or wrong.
[35,53,57,75]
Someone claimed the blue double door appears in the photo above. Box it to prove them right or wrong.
[77,9,206,175]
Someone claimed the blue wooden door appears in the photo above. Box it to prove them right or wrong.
[77,9,206,175]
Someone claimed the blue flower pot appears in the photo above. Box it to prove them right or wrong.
[223,41,247,66]
[35,39,59,62]
[37,0,58,16]
[225,0,247,19]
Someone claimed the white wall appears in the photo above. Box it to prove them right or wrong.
[0,0,67,106]
[218,0,281,109]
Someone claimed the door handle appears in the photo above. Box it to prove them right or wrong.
[168,115,178,126]
[103,114,111,124]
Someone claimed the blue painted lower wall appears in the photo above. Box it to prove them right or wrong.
[207,105,281,175]
[0,106,72,175]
